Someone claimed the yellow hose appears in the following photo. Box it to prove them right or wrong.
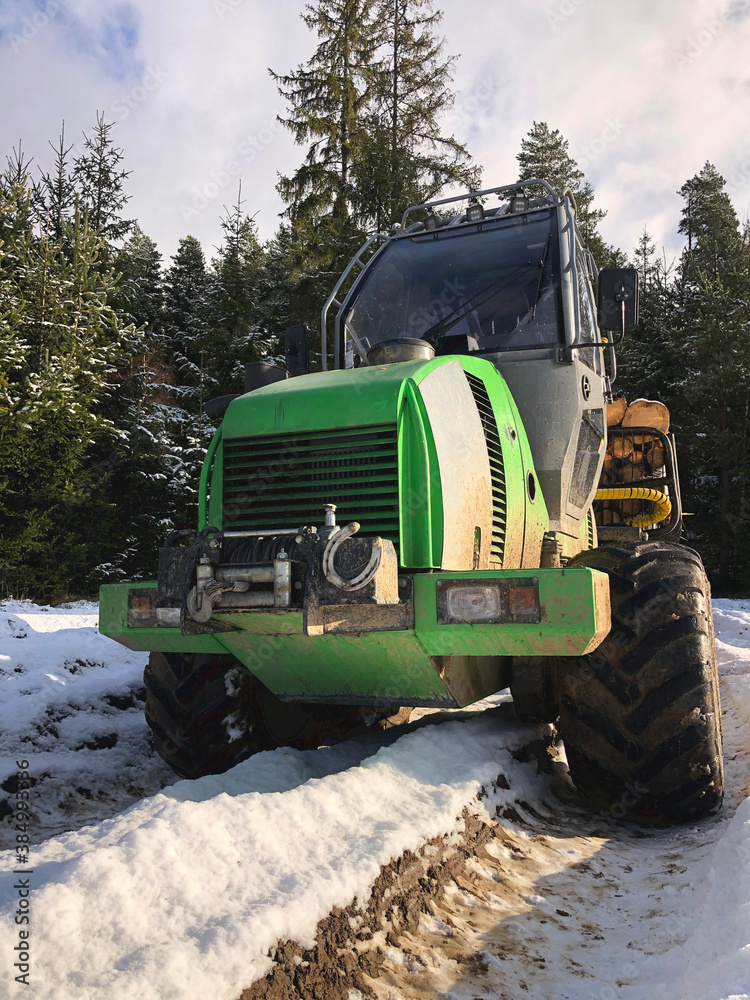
[595,487,672,529]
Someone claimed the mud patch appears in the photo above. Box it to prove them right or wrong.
[238,734,564,1000]
[239,803,502,1000]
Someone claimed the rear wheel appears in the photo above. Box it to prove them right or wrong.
[557,542,724,824]
[144,652,392,779]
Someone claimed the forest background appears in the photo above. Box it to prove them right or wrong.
[1,0,749,600]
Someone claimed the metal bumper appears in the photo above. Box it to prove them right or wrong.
[99,567,610,710]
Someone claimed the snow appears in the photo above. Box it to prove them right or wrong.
[1,716,519,1000]
[0,600,172,842]
[0,598,749,1000]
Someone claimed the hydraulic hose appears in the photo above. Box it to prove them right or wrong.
[595,487,672,529]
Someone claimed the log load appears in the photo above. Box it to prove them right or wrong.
[606,395,628,426]
[621,398,670,433]
[596,398,671,527]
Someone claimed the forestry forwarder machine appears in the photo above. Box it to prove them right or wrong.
[100,179,724,825]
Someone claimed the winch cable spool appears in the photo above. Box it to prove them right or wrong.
[595,487,672,529]
[229,533,307,564]
[322,521,383,591]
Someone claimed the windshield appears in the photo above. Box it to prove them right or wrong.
[341,209,562,365]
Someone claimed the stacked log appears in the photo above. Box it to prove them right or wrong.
[596,397,670,526]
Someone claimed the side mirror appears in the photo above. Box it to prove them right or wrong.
[284,324,310,378]
[597,268,639,331]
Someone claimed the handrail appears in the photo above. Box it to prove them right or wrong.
[399,177,559,229]
[198,424,223,530]
[320,232,388,371]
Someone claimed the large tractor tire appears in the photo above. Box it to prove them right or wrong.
[144,652,384,780]
[557,541,724,825]
[510,656,560,724]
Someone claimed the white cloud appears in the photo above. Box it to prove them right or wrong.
[1,0,749,267]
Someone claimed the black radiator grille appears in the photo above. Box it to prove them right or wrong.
[222,425,400,545]
[586,507,595,549]
[465,373,507,568]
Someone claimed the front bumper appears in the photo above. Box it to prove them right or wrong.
[99,567,610,709]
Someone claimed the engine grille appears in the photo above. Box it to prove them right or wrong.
[465,373,507,568]
[222,425,400,546]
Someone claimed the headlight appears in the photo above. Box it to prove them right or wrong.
[436,578,540,625]
[446,585,501,621]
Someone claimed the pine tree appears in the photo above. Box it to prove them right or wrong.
[352,0,478,230]
[72,112,133,242]
[678,162,746,280]
[517,121,582,192]
[516,121,614,266]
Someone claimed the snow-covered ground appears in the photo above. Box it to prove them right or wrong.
[0,598,748,1000]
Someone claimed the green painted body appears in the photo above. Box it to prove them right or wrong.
[99,565,606,708]
[99,354,606,709]
[200,356,549,569]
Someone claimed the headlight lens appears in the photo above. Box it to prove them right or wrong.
[446,585,501,621]
[436,577,541,625]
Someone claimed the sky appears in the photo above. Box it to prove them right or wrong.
[1,0,749,269]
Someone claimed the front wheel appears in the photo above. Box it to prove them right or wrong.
[144,652,393,779]
[557,542,724,825]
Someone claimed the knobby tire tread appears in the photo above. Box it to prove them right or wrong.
[558,541,723,824]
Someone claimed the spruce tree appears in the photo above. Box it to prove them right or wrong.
[669,163,750,590]
[73,112,133,242]
[160,235,214,531]
[163,235,209,355]
[270,0,379,223]
[516,121,613,266]
[1,142,33,194]
[162,234,210,395]
[353,0,478,229]
[0,194,143,600]
[1,143,35,230]
[112,224,164,335]
[255,224,297,343]
[203,187,271,394]
[617,227,674,403]
[34,123,76,240]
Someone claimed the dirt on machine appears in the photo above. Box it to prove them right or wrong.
[100,179,723,826]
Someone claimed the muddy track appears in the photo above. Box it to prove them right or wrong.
[239,801,504,1000]
[240,739,560,1000]
[239,714,743,1000]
